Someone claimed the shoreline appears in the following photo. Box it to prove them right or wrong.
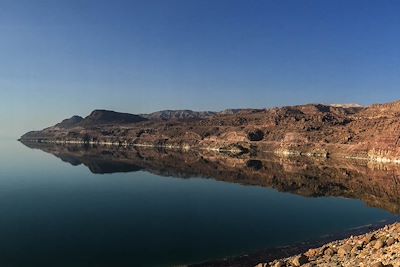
[264,221,400,267]
[190,219,400,267]
[18,139,400,165]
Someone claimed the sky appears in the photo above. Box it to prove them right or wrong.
[0,0,400,138]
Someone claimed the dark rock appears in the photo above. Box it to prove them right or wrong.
[248,129,264,141]
[290,254,308,266]
[386,237,396,246]
[364,234,376,244]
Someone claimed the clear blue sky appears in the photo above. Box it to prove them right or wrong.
[1,0,400,138]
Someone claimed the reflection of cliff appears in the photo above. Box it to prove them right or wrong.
[23,142,400,214]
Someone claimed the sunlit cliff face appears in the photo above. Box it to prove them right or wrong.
[20,101,400,164]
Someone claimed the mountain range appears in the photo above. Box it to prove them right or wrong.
[20,100,400,163]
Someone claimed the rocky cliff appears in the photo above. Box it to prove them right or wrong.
[20,100,400,163]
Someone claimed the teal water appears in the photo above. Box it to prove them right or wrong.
[0,140,398,267]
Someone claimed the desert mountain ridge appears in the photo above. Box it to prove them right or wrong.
[52,103,366,128]
[20,100,400,163]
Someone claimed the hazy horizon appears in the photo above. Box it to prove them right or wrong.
[4,98,399,139]
[1,0,400,138]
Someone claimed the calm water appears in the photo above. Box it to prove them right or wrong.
[0,140,399,267]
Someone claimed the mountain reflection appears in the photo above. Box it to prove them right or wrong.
[22,142,400,214]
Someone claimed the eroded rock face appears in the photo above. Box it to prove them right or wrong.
[19,100,400,162]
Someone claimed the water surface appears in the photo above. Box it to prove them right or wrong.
[0,140,399,266]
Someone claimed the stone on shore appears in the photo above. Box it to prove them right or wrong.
[290,254,308,266]
[256,222,400,267]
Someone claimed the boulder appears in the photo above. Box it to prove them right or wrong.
[290,254,308,266]
[374,239,386,249]
[323,247,335,256]
[337,244,352,257]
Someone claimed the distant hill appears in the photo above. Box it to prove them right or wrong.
[54,110,148,129]
[141,110,216,121]
[329,103,363,108]
[219,108,260,115]
[79,110,148,126]
[55,115,84,128]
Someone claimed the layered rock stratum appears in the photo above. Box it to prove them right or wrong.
[20,100,400,163]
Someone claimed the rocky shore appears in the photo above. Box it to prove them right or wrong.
[257,223,400,267]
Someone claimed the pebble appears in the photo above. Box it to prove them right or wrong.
[374,239,386,249]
